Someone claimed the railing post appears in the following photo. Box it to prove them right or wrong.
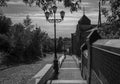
[80,47,83,71]
[86,29,101,84]
[86,38,92,84]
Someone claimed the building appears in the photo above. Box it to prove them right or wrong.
[71,9,97,57]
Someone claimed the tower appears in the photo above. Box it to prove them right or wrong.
[83,6,85,15]
[98,0,102,27]
[78,7,91,25]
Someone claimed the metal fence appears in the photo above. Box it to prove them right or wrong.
[92,44,120,84]
[81,29,120,84]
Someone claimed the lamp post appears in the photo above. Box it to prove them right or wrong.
[45,6,65,75]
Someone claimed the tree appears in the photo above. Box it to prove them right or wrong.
[64,0,71,7]
[10,23,25,46]
[0,34,11,52]
[101,0,120,23]
[26,27,47,59]
[42,35,54,52]
[0,15,12,53]
[0,8,4,15]
[0,0,9,7]
[23,15,32,27]
[0,0,82,13]
[57,37,64,52]
[0,15,12,34]
[22,0,82,13]
[9,23,25,62]
[99,0,120,38]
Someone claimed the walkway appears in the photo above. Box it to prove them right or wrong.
[48,55,87,84]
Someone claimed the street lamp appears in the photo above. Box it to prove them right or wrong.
[45,5,65,75]
[60,11,65,20]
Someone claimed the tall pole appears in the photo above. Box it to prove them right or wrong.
[98,0,101,27]
[83,6,85,15]
[53,11,59,75]
[45,6,65,76]
[54,11,57,59]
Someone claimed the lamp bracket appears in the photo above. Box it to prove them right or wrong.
[47,19,63,23]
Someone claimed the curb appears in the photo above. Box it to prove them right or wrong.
[27,64,54,84]
[27,55,65,84]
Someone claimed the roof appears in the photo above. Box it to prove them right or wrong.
[78,15,91,25]
[93,39,120,55]
[94,39,120,48]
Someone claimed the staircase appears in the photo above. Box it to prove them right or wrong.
[47,55,87,84]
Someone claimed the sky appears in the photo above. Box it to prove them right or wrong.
[0,0,106,38]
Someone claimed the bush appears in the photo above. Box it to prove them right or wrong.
[0,34,11,53]
[0,16,55,65]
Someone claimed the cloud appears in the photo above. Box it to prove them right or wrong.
[81,2,92,5]
[7,1,24,5]
[2,0,104,37]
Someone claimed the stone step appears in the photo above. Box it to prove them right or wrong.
[63,61,75,63]
[47,80,87,84]
[60,68,79,70]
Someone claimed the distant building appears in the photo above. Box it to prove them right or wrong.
[78,15,91,25]
[71,10,97,57]
[64,38,71,54]
[71,33,76,54]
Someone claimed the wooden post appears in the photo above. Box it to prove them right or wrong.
[86,38,91,84]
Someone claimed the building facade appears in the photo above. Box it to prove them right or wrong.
[71,14,96,58]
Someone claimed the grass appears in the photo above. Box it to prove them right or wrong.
[0,53,63,84]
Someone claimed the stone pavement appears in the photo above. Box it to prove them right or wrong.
[48,55,87,84]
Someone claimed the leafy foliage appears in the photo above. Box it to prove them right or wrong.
[57,37,63,52]
[99,0,120,38]
[22,0,82,13]
[0,15,12,53]
[0,15,54,65]
[0,34,11,52]
[0,15,12,34]
[101,0,120,23]
[0,0,9,7]
[0,0,82,13]
[23,15,32,27]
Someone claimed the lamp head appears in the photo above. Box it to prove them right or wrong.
[60,11,65,20]
[45,11,50,20]
[52,6,57,13]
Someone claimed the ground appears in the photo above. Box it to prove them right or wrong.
[0,53,62,84]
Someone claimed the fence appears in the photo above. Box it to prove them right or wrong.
[81,29,120,84]
[92,40,120,84]
[81,43,88,80]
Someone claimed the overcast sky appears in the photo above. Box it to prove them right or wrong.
[1,0,106,38]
